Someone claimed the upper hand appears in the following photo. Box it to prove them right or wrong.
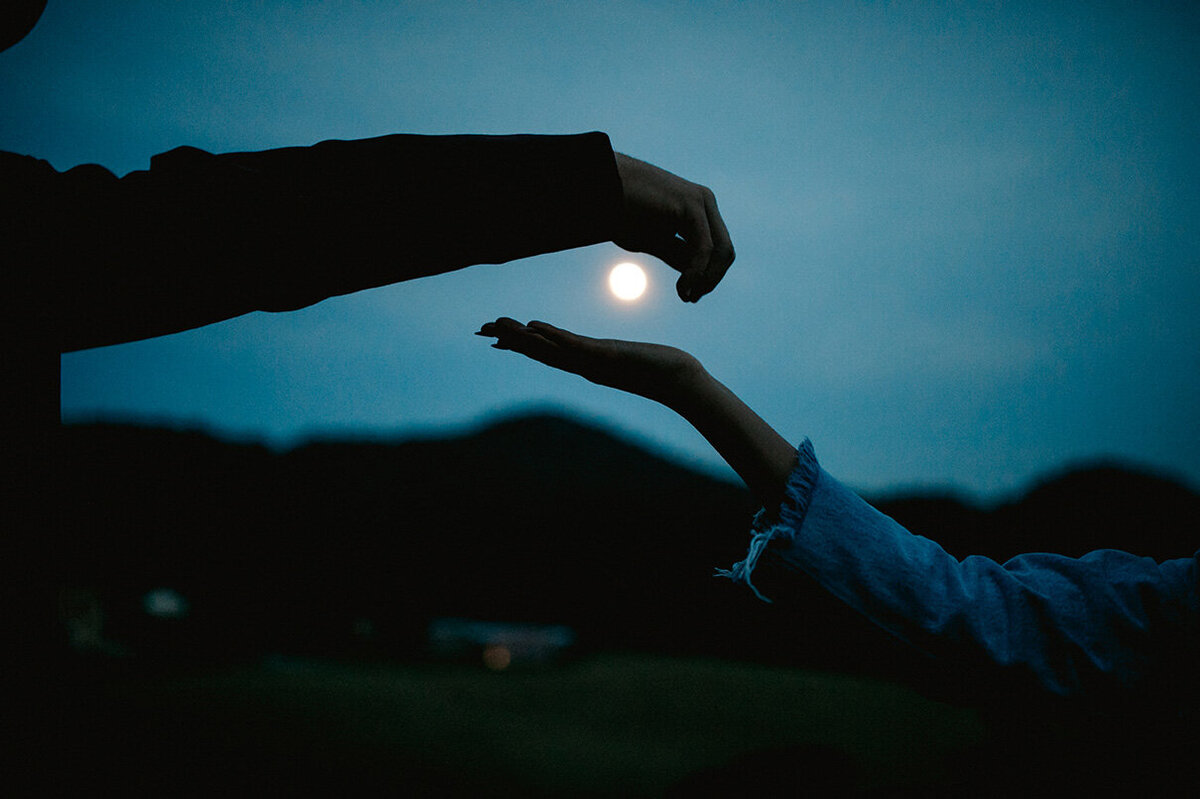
[477,318,701,404]
[613,153,735,303]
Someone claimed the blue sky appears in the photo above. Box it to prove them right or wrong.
[4,1,1197,499]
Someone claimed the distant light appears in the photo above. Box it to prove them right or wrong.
[482,644,512,671]
[143,588,189,619]
[608,262,647,301]
[353,618,376,640]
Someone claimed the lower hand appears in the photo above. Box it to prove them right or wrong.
[477,318,701,405]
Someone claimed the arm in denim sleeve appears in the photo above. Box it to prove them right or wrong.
[721,440,1200,697]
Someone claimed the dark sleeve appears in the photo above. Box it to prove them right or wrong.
[4,133,622,352]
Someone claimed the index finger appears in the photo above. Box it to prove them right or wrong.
[691,191,735,301]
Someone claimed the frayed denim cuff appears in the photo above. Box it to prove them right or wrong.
[715,438,819,602]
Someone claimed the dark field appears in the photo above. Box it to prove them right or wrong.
[20,421,1196,794]
[22,654,982,795]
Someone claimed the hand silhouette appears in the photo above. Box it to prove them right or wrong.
[614,153,735,303]
[478,316,797,508]
[477,318,700,404]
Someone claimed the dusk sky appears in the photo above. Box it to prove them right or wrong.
[4,1,1197,500]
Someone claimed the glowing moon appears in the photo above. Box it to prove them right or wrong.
[608,262,647,301]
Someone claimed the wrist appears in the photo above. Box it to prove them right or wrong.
[652,353,709,411]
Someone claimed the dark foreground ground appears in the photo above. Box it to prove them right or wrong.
[18,652,985,796]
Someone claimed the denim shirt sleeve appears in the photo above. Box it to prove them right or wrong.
[719,440,1200,697]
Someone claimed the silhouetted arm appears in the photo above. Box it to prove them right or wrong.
[477,318,794,510]
[9,134,619,351]
[752,461,1200,696]
[6,133,733,353]
[479,319,1200,698]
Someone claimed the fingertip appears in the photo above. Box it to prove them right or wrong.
[675,276,691,303]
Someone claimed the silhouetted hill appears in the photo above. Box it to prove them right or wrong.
[50,413,1199,686]
[869,463,1199,564]
[54,414,759,659]
[994,464,1200,561]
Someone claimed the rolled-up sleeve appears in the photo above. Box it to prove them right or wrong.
[719,440,1200,697]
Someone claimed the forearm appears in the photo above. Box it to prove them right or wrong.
[186,133,623,287]
[477,321,791,505]
[22,133,621,352]
[663,362,796,510]
[734,447,1200,696]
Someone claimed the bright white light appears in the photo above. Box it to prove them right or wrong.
[608,262,647,301]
